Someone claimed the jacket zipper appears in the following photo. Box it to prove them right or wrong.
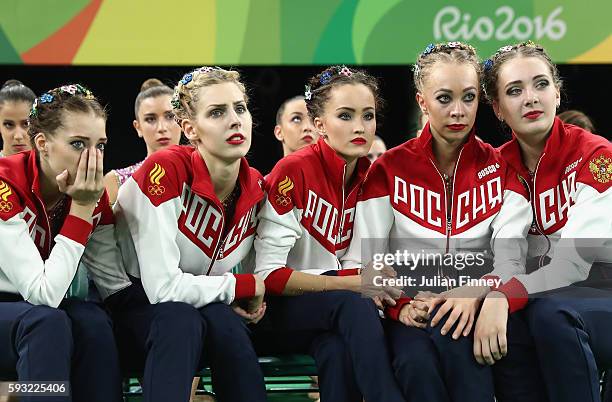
[520,153,551,268]
[428,149,463,290]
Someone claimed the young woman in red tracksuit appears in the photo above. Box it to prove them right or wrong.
[254,66,406,402]
[109,67,268,402]
[0,84,132,402]
[481,41,612,402]
[341,42,533,402]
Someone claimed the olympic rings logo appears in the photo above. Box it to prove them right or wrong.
[148,185,166,196]
[275,194,291,207]
[0,200,13,213]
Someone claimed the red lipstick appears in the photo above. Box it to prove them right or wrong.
[523,111,543,120]
[447,124,467,131]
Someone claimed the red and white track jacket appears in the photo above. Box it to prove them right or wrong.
[497,118,612,312]
[114,145,262,307]
[0,151,131,307]
[341,124,532,319]
[254,138,369,294]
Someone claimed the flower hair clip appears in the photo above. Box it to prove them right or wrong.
[40,93,54,104]
[338,66,352,77]
[60,85,78,95]
[197,66,218,74]
[304,85,312,100]
[180,66,221,87]
[171,92,181,110]
[180,73,193,86]
[58,84,94,99]
[422,43,436,56]
[320,71,333,85]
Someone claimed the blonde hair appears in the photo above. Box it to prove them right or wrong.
[171,67,247,121]
[413,42,481,93]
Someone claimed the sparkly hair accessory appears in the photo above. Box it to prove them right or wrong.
[304,85,312,100]
[60,85,78,95]
[198,66,216,74]
[40,93,54,104]
[171,90,181,110]
[180,73,193,85]
[29,84,94,117]
[422,43,436,56]
[30,94,53,117]
[320,71,333,85]
[179,66,221,87]
[446,41,461,48]
[338,66,352,77]
[483,59,494,72]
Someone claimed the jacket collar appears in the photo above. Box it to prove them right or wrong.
[314,138,370,192]
[499,116,565,177]
[190,149,264,216]
[417,121,479,163]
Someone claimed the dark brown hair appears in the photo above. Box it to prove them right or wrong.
[28,84,106,147]
[0,79,36,108]
[134,78,174,117]
[483,41,562,103]
[304,66,382,119]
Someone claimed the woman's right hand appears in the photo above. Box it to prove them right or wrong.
[361,263,403,304]
[398,300,429,328]
[57,149,104,215]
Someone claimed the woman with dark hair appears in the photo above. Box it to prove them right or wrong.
[255,65,405,402]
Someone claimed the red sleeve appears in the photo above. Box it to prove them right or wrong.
[497,278,529,313]
[384,297,412,321]
[337,268,360,276]
[234,274,256,299]
[59,214,93,245]
[264,267,294,295]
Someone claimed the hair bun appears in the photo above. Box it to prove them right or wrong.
[140,78,164,92]
[2,79,24,89]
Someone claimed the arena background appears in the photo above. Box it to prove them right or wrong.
[0,0,610,175]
